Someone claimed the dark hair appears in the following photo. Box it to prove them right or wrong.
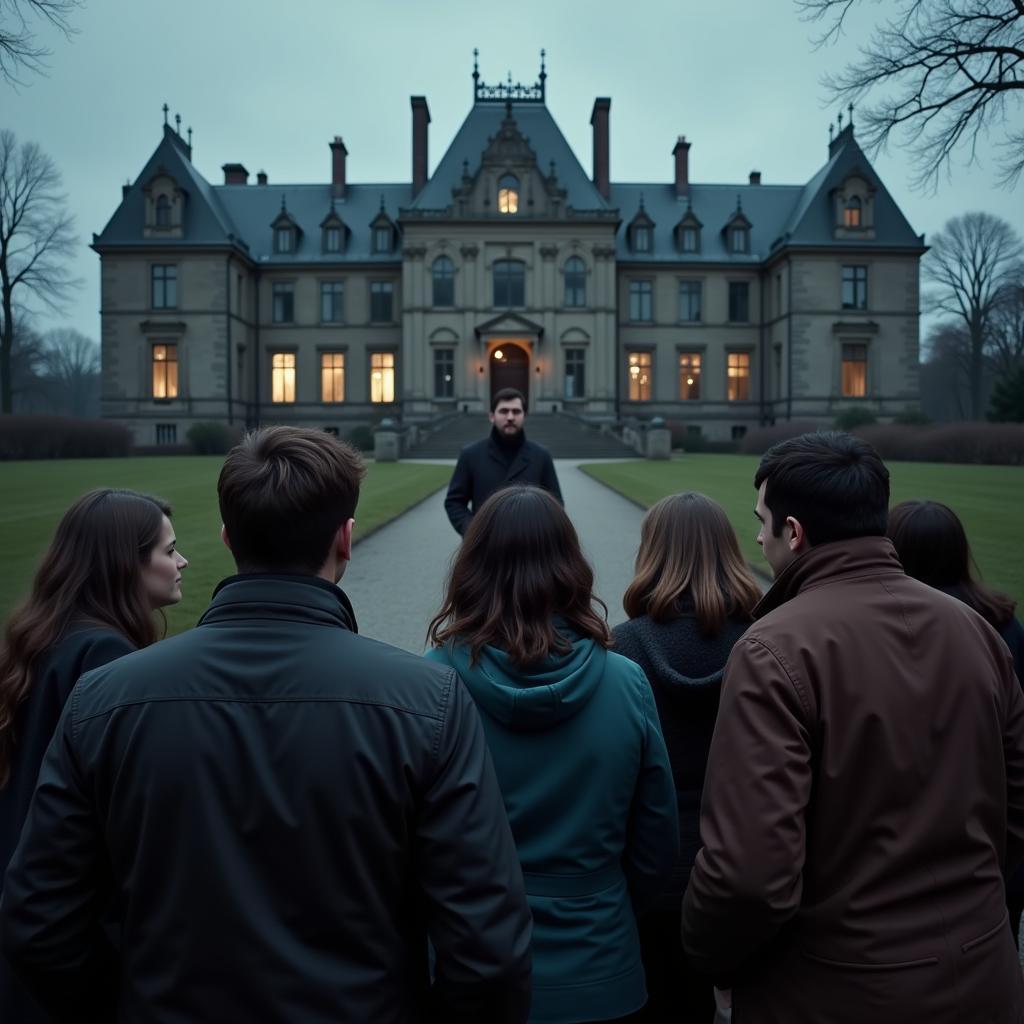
[0,489,171,787]
[491,388,526,413]
[623,492,761,633]
[754,431,889,545]
[218,426,365,574]
[887,500,1015,628]
[428,485,610,667]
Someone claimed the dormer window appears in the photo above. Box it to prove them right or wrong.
[681,226,698,252]
[156,195,171,228]
[844,196,862,227]
[498,174,519,215]
[324,226,341,253]
[730,226,749,254]
[634,226,651,253]
[374,226,392,253]
[274,227,294,254]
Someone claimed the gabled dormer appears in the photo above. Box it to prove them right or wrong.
[674,200,702,254]
[143,169,186,238]
[832,169,877,240]
[370,198,398,254]
[628,197,655,254]
[320,201,348,255]
[271,197,301,255]
[722,196,751,255]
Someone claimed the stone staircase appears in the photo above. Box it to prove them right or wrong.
[406,412,638,460]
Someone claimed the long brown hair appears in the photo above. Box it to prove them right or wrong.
[623,491,761,634]
[428,485,611,667]
[0,488,171,786]
[887,499,1016,628]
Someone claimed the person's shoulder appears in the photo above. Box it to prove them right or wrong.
[460,436,491,455]
[524,437,552,458]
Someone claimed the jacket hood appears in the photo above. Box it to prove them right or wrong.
[620,621,726,692]
[442,633,606,732]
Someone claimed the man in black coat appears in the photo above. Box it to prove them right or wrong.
[445,388,562,535]
[0,427,533,1024]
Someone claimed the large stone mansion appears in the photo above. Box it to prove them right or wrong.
[94,56,926,445]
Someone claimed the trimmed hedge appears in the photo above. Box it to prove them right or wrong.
[0,415,132,460]
[186,421,243,455]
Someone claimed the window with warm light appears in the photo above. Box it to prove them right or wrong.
[627,351,652,401]
[371,352,395,403]
[842,266,868,310]
[679,280,702,322]
[493,260,525,306]
[629,280,653,322]
[152,343,178,399]
[844,196,862,227]
[151,265,177,309]
[727,352,751,401]
[842,343,868,396]
[432,257,455,307]
[564,349,585,399]
[434,349,454,398]
[679,352,701,400]
[156,195,171,228]
[564,257,586,307]
[498,174,519,214]
[271,352,296,403]
[320,352,345,403]
[321,281,344,323]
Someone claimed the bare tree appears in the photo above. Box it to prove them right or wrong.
[0,128,79,414]
[986,267,1024,376]
[0,0,82,83]
[797,0,1024,190]
[924,212,1023,419]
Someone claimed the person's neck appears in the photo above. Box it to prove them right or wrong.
[491,424,525,451]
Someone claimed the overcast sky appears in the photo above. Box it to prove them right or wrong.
[4,0,1022,340]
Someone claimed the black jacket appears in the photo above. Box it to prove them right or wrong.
[0,624,134,1024]
[444,429,562,535]
[0,576,532,1024]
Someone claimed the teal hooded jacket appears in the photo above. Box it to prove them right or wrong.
[426,633,678,1023]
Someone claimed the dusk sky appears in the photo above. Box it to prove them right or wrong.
[4,0,1022,341]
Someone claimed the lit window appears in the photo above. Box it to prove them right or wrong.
[151,265,177,309]
[374,226,392,253]
[844,196,862,227]
[274,227,293,254]
[681,226,699,253]
[842,343,868,397]
[679,352,701,400]
[727,352,751,401]
[155,195,171,228]
[564,349,585,399]
[730,227,748,254]
[629,280,653,321]
[321,352,345,403]
[321,281,344,323]
[152,343,178,399]
[633,225,651,253]
[434,349,454,398]
[498,174,519,214]
[272,282,294,323]
[628,351,652,401]
[272,352,296,403]
[432,257,455,307]
[371,352,395,403]
[370,281,394,322]
[842,266,868,310]
[679,280,701,322]
[493,260,525,306]
[564,257,586,307]
[728,281,750,323]
[324,226,341,253]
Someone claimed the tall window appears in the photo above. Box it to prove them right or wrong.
[324,226,341,253]
[271,352,296,403]
[434,348,454,398]
[151,265,177,309]
[842,265,868,310]
[728,281,750,322]
[370,281,394,322]
[627,351,652,401]
[371,352,395,403]
[498,174,519,214]
[321,281,344,323]
[320,352,345,403]
[274,227,293,254]
[681,226,699,253]
[272,282,294,323]
[844,196,862,227]
[493,260,525,306]
[432,256,455,307]
[564,257,586,307]
[633,225,651,253]
[727,352,751,401]
[730,226,749,254]
[155,195,171,228]
[564,349,585,399]
[629,280,653,321]
[842,343,868,397]
[679,352,701,400]
[374,226,392,253]
[679,280,702,322]
[152,343,178,399]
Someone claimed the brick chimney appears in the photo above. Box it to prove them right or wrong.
[330,137,348,199]
[411,96,431,197]
[590,98,611,200]
[222,163,249,185]
[673,137,690,197]
[257,170,268,185]
[749,170,761,185]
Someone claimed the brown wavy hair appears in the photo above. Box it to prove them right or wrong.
[623,492,761,634]
[428,486,610,667]
[0,488,171,787]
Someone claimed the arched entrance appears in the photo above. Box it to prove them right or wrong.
[489,342,530,406]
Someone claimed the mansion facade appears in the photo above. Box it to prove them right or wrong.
[94,60,926,445]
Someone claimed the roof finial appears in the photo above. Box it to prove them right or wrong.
[379,193,386,213]
[539,48,547,99]
[549,159,556,180]
[639,192,645,211]
[848,102,854,129]
[280,194,287,212]
[162,102,169,126]
[736,193,743,212]
[686,195,693,213]
[829,121,835,142]
[837,109,844,132]
[462,158,470,180]
[187,126,192,149]
[175,113,181,135]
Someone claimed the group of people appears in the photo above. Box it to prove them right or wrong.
[0,418,1022,1024]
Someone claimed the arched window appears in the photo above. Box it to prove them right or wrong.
[493,259,525,306]
[432,256,454,307]
[498,174,519,215]
[844,196,862,227]
[564,256,586,307]
[156,195,171,228]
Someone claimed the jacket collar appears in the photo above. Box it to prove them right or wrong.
[199,574,358,633]
[487,427,531,476]
[754,535,904,620]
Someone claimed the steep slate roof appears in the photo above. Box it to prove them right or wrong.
[407,101,612,213]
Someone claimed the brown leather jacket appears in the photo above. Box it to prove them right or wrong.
[682,536,1024,1024]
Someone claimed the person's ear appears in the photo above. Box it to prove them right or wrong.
[220,524,232,551]
[336,518,355,563]
[786,516,807,552]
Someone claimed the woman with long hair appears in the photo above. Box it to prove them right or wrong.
[0,488,187,1023]
[613,492,761,1022]
[427,485,677,1024]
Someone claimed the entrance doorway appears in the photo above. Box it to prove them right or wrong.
[489,343,530,407]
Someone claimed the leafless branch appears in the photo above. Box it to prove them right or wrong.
[0,0,82,84]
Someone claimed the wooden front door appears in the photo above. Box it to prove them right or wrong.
[489,343,530,406]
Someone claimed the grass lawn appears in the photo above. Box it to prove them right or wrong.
[0,456,450,636]
[582,456,1024,606]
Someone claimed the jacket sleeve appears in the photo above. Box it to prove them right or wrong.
[416,671,532,1023]
[1001,642,1024,874]
[622,671,679,909]
[681,635,811,982]
[444,452,474,536]
[540,452,563,506]
[0,692,119,1022]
